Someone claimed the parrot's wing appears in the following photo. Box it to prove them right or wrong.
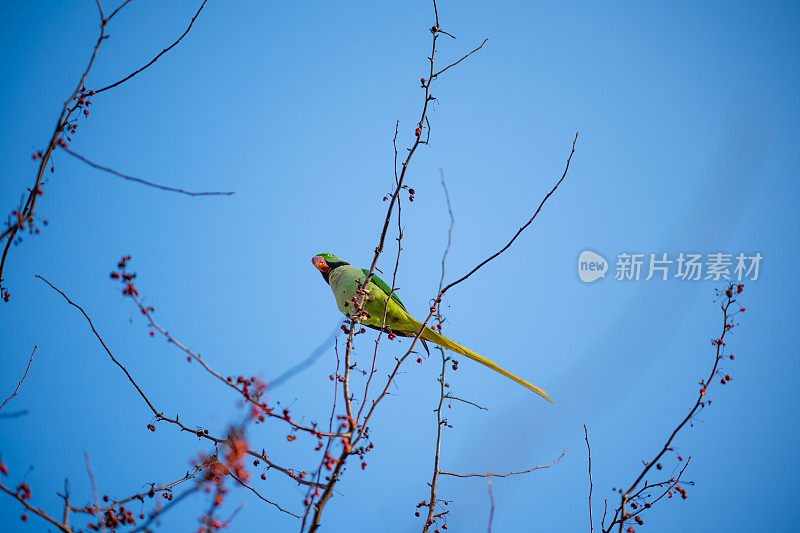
[362,269,407,311]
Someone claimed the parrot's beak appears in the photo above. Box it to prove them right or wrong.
[312,255,330,273]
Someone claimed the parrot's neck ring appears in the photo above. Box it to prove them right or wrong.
[321,261,349,283]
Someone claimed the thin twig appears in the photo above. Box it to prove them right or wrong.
[433,38,488,79]
[229,472,300,518]
[0,346,35,410]
[105,0,133,23]
[585,425,594,533]
[83,453,107,533]
[487,477,495,533]
[422,169,455,533]
[441,132,578,295]
[60,147,234,196]
[0,409,29,418]
[37,275,159,415]
[439,449,566,478]
[444,394,488,411]
[269,324,338,390]
[93,1,209,94]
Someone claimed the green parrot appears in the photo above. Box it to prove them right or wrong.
[312,253,553,402]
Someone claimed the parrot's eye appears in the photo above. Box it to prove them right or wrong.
[312,255,330,273]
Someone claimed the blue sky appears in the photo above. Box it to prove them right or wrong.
[1,1,798,531]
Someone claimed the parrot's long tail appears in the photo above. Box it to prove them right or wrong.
[417,325,554,403]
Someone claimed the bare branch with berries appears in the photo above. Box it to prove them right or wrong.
[106,258,345,439]
[1,0,215,302]
[37,273,323,493]
[307,0,496,527]
[307,3,576,529]
[601,284,745,533]
[421,170,455,533]
[0,474,72,532]
[3,1,584,531]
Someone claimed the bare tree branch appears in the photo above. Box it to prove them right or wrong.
[0,4,107,295]
[441,132,578,295]
[0,480,74,532]
[487,477,495,533]
[229,472,300,518]
[439,449,566,479]
[37,275,159,415]
[1,346,35,410]
[1,0,211,300]
[60,147,234,196]
[38,274,323,490]
[93,1,209,95]
[585,425,594,533]
[422,169,455,533]
[432,38,488,79]
[83,453,107,533]
[603,285,744,533]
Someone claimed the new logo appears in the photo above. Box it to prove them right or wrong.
[578,250,608,283]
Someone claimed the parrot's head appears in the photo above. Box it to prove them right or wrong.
[312,253,349,283]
